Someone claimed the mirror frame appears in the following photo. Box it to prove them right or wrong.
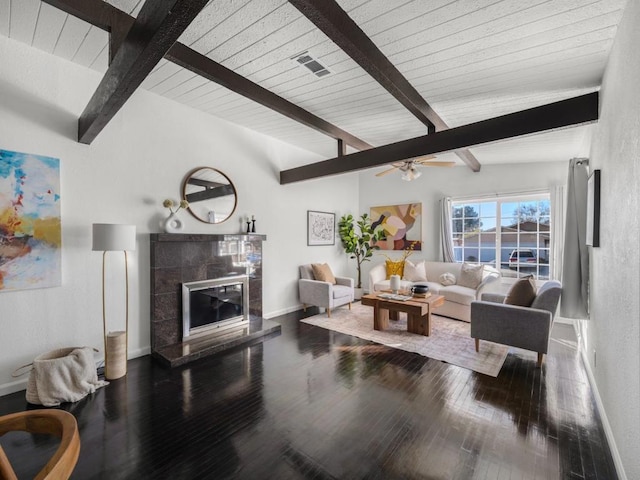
[182,167,238,224]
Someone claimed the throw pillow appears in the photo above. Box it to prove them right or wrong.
[439,272,456,286]
[504,276,537,307]
[385,260,405,279]
[311,263,336,284]
[403,260,428,282]
[457,263,484,289]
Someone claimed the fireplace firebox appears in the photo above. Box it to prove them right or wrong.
[182,275,249,338]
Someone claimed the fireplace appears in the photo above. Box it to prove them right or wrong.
[182,275,249,338]
[150,233,281,368]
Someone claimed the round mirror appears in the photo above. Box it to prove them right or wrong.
[182,167,238,224]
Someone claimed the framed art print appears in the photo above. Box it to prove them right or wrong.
[307,210,335,246]
[586,169,601,247]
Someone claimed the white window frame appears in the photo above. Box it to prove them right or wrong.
[451,192,552,281]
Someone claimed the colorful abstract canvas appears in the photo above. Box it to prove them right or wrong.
[370,203,422,251]
[0,149,61,291]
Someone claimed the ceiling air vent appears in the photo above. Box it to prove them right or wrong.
[292,51,331,78]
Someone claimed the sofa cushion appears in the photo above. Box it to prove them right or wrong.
[504,276,536,306]
[312,263,336,284]
[403,260,427,282]
[439,285,476,306]
[423,261,462,280]
[332,284,352,299]
[458,263,484,289]
[439,272,456,286]
[385,260,405,279]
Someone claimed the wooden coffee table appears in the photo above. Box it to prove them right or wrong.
[361,291,445,336]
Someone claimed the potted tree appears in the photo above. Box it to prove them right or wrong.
[338,213,385,299]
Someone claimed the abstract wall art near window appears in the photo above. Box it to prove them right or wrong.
[0,149,61,291]
[307,210,335,246]
[370,203,422,250]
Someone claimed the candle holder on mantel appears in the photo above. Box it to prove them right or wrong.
[251,219,256,233]
[246,221,251,233]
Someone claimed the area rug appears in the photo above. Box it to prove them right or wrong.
[301,303,509,377]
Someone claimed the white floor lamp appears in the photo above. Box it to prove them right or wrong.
[92,223,136,380]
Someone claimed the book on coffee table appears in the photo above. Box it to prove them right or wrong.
[378,293,413,301]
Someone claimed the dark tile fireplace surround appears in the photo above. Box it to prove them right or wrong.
[150,233,280,367]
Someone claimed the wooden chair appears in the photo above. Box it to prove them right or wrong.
[0,409,80,480]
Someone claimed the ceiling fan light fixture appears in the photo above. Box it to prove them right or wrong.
[401,166,421,181]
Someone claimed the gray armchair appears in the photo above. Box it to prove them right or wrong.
[299,264,354,317]
[470,280,562,367]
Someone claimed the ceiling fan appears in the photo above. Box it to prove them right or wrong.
[375,156,456,181]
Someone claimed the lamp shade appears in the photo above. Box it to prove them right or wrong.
[92,224,136,251]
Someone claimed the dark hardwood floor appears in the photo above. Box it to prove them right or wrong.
[0,308,617,479]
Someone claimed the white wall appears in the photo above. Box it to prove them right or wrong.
[581,0,640,477]
[357,161,567,284]
[0,35,358,394]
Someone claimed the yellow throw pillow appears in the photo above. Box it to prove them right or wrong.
[385,260,405,279]
[504,276,537,307]
[311,263,336,284]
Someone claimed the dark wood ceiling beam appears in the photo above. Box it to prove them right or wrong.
[77,0,209,144]
[43,0,373,152]
[166,43,373,151]
[280,93,599,184]
[288,0,481,172]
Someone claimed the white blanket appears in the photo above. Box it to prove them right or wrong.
[26,347,109,406]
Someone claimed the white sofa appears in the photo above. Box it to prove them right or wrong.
[368,261,500,322]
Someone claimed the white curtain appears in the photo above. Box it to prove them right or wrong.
[560,159,589,318]
[439,197,455,262]
[550,184,565,281]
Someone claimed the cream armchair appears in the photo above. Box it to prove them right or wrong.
[299,264,354,317]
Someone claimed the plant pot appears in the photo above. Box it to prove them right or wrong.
[354,288,363,300]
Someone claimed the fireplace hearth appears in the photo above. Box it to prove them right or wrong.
[150,233,280,367]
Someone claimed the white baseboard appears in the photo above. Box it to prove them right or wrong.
[578,338,627,479]
[264,304,306,319]
[0,377,28,397]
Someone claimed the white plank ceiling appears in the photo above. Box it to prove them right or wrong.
[0,0,628,172]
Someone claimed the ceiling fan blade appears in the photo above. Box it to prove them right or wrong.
[376,166,400,177]
[410,155,436,165]
[420,161,457,167]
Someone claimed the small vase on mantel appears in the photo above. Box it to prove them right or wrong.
[162,212,184,234]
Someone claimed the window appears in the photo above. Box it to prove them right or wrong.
[452,194,551,279]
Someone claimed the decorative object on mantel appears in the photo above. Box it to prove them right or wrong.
[245,215,256,233]
[338,213,385,298]
[162,198,188,233]
[92,223,136,380]
[0,148,61,292]
[182,167,237,224]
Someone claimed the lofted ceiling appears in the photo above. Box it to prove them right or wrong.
[0,0,627,175]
